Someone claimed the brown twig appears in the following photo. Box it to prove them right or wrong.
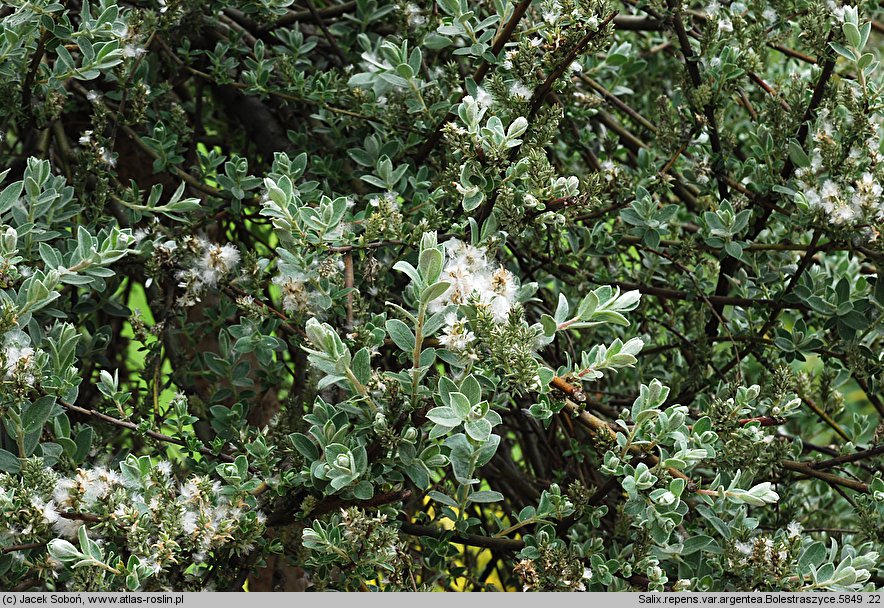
[798,393,851,443]
[343,252,355,330]
[809,445,884,470]
[328,239,403,253]
[59,511,102,523]
[579,75,657,134]
[311,489,412,517]
[769,44,817,65]
[263,1,357,31]
[780,461,869,493]
[737,416,782,427]
[748,72,792,112]
[23,29,49,125]
[224,285,306,338]
[59,400,237,463]
[612,15,664,30]
[2,542,45,555]
[304,0,347,66]
[399,520,524,551]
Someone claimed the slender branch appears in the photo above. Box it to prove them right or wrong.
[343,252,355,330]
[737,416,781,427]
[73,81,225,197]
[59,511,102,523]
[594,109,645,152]
[770,44,817,65]
[780,461,869,493]
[783,63,837,176]
[263,1,357,31]
[579,74,657,134]
[670,55,838,410]
[748,72,792,112]
[612,15,664,30]
[798,392,851,443]
[703,52,835,341]
[622,279,796,308]
[679,231,825,406]
[554,373,872,498]
[665,0,729,203]
[584,109,704,211]
[154,37,415,133]
[304,0,347,66]
[399,520,524,551]
[856,376,884,418]
[759,230,822,336]
[529,12,618,118]
[561,397,694,485]
[224,285,306,338]
[473,12,617,229]
[23,29,49,125]
[562,113,603,171]
[809,445,884,471]
[311,490,412,517]
[60,400,236,463]
[2,542,45,555]
[328,239,403,253]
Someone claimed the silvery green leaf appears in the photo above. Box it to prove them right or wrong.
[48,539,83,563]
[385,319,416,352]
[468,490,503,503]
[464,418,491,442]
[448,392,471,420]
[426,406,461,427]
[421,281,450,304]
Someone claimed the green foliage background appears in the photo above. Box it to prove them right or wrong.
[0,0,883,593]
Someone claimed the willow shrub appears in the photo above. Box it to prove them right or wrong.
[0,0,883,593]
